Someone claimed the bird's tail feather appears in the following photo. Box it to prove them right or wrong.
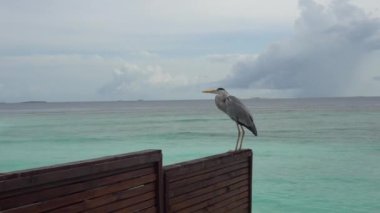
[249,123,258,136]
[238,121,258,136]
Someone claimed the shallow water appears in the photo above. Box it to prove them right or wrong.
[1,97,379,212]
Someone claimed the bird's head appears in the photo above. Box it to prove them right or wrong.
[202,88,228,96]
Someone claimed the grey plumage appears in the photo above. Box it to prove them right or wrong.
[203,88,257,151]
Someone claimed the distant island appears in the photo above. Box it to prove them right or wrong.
[20,101,47,104]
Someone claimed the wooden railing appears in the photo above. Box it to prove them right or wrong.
[0,149,252,213]
[164,150,252,213]
[0,150,163,213]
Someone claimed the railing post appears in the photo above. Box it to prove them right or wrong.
[157,150,164,213]
[248,150,253,212]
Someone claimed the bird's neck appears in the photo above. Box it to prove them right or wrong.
[217,92,229,100]
[219,91,229,97]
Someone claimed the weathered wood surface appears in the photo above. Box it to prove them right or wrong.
[164,150,253,213]
[0,150,163,213]
[0,149,253,213]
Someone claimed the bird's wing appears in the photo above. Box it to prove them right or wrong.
[226,96,252,118]
[226,96,257,135]
[227,96,249,112]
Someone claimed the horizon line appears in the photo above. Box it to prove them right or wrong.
[1,95,380,104]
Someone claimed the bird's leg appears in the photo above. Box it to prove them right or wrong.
[235,123,241,151]
[239,127,245,150]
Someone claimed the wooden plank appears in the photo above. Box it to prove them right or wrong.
[209,197,249,213]
[156,156,164,213]
[48,183,156,213]
[88,192,155,213]
[169,169,249,198]
[171,183,249,211]
[206,196,249,213]
[165,150,251,171]
[169,161,248,189]
[165,150,251,178]
[0,150,161,181]
[114,205,157,213]
[171,179,249,205]
[3,174,156,213]
[164,168,170,213]
[228,198,250,212]
[194,190,249,213]
[0,165,154,207]
[0,163,152,200]
[83,183,155,210]
[166,158,247,184]
[113,198,156,213]
[1,149,252,213]
[0,166,155,210]
[139,206,157,213]
[164,150,252,213]
[170,179,248,209]
[248,153,253,212]
[46,202,82,213]
[0,151,161,193]
[177,188,249,213]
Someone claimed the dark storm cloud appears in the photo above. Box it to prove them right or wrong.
[222,0,380,97]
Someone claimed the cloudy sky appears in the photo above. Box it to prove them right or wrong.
[0,0,379,102]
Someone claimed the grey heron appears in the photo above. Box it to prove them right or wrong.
[203,88,257,151]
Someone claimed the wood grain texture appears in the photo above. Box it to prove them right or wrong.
[0,150,163,213]
[0,149,252,213]
[164,150,252,213]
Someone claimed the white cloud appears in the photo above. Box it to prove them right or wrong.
[98,62,205,100]
[0,0,379,102]
[0,52,233,102]
[221,0,380,97]
[206,54,258,63]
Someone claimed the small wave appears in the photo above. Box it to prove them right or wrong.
[174,118,214,123]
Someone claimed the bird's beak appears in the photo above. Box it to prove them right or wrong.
[202,89,217,94]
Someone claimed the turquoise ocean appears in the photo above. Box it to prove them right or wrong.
[1,97,379,212]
